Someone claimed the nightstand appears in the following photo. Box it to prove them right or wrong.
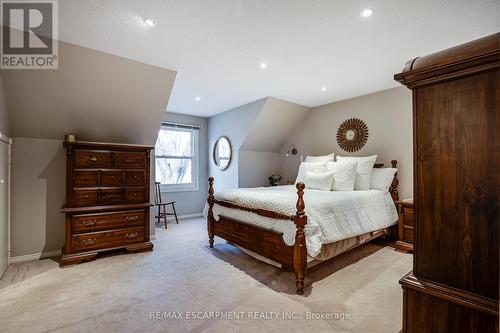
[394,198,414,252]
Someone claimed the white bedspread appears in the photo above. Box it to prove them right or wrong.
[204,185,398,257]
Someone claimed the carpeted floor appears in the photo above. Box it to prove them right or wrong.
[0,217,412,333]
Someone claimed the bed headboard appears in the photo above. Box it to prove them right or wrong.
[373,160,399,202]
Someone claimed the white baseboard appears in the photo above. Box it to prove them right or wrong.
[10,249,62,263]
[178,213,203,219]
[153,213,203,225]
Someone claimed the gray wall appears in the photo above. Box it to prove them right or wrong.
[10,138,157,257]
[160,112,208,216]
[0,75,10,137]
[240,97,310,152]
[208,99,266,190]
[10,138,65,257]
[238,151,281,188]
[3,41,177,257]
[1,39,176,145]
[279,87,413,199]
[237,97,310,187]
[208,97,310,189]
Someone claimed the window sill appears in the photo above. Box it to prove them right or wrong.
[160,185,200,193]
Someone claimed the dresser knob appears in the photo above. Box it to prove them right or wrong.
[84,195,89,199]
[88,156,98,163]
[133,175,137,179]
[125,232,138,239]
[83,219,97,226]
[79,238,96,246]
[125,216,139,222]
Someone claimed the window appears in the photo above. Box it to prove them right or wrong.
[155,123,199,191]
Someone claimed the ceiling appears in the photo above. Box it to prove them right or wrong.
[57,0,500,117]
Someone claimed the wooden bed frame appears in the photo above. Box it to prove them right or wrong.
[207,160,399,295]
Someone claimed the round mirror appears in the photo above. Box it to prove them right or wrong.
[213,136,232,170]
[345,129,356,141]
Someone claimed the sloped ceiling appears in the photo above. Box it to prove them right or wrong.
[1,40,176,145]
[240,97,310,152]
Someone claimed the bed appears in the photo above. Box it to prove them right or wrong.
[206,161,399,294]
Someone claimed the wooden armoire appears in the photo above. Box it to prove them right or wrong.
[395,34,499,332]
[61,141,154,266]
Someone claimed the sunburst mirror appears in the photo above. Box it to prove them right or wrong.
[336,118,369,152]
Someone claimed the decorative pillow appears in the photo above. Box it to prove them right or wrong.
[325,161,358,191]
[304,153,335,162]
[336,155,377,190]
[295,162,326,184]
[302,170,335,191]
[370,167,397,193]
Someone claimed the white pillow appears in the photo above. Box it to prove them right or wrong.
[302,170,335,191]
[304,153,335,162]
[325,161,358,191]
[336,155,377,190]
[370,167,397,193]
[295,162,326,184]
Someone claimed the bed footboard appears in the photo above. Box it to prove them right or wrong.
[207,177,308,295]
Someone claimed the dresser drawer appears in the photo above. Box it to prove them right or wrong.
[126,188,145,203]
[72,210,145,233]
[75,150,112,168]
[101,171,123,186]
[73,190,98,206]
[72,227,145,252]
[114,152,146,169]
[73,171,98,187]
[125,171,145,186]
[100,189,123,205]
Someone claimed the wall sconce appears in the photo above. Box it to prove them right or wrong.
[284,144,298,158]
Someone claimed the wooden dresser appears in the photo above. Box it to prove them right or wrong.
[395,34,499,332]
[61,141,154,266]
[394,199,414,253]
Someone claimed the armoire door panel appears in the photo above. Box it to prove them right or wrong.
[415,70,499,299]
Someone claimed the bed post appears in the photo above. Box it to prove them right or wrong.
[390,160,399,202]
[294,182,307,295]
[207,177,215,248]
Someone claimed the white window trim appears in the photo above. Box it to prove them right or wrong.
[155,126,199,193]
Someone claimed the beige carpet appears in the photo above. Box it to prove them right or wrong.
[0,217,412,333]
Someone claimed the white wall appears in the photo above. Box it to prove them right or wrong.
[159,112,208,216]
[208,98,266,190]
[279,87,413,199]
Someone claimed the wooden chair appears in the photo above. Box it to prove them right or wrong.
[154,182,179,228]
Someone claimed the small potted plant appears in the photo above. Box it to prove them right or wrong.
[268,173,283,186]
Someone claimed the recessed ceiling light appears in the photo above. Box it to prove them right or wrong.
[195,96,201,101]
[321,86,327,92]
[143,17,158,26]
[260,62,267,69]
[360,8,373,18]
